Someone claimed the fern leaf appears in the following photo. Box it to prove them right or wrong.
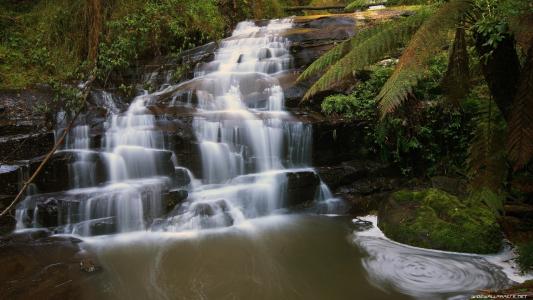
[345,0,368,11]
[467,97,507,192]
[302,10,431,100]
[506,43,533,170]
[297,21,393,83]
[442,26,470,105]
[377,0,474,116]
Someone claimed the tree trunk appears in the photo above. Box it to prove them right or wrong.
[474,32,521,121]
[86,0,102,66]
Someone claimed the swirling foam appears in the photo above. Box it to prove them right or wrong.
[352,216,513,300]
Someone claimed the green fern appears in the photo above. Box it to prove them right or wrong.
[301,9,431,100]
[345,0,368,11]
[377,0,474,116]
[467,97,507,192]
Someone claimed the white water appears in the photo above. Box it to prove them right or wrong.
[15,18,323,235]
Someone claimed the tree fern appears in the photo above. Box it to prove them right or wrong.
[467,97,507,192]
[377,0,474,116]
[441,26,470,105]
[297,19,402,83]
[506,43,533,170]
[301,9,431,100]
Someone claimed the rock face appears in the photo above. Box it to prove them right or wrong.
[378,189,503,254]
[0,230,101,299]
[286,170,321,207]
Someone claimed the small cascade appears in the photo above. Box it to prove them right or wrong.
[15,18,334,236]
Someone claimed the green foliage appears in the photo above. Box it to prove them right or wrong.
[97,0,225,82]
[466,188,504,216]
[300,8,432,99]
[380,188,503,254]
[321,66,392,119]
[517,242,533,273]
[378,0,474,116]
[321,57,474,175]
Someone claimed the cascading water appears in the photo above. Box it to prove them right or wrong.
[11,17,526,300]
[15,18,327,235]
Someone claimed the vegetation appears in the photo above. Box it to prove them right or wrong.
[517,242,533,273]
[378,188,503,254]
[0,0,290,92]
[300,0,533,216]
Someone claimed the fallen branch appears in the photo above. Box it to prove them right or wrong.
[0,75,95,218]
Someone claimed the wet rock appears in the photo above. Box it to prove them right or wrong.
[87,217,117,236]
[79,258,101,273]
[317,160,393,190]
[174,167,192,187]
[352,218,373,231]
[286,171,320,207]
[0,132,55,161]
[0,214,16,236]
[0,164,21,195]
[0,229,100,299]
[164,189,188,213]
[311,120,368,166]
[36,198,60,228]
[30,151,107,193]
[192,202,215,217]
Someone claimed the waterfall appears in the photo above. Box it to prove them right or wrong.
[15,18,330,236]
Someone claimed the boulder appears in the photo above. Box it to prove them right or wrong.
[378,188,503,254]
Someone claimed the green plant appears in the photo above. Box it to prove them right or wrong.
[517,242,533,273]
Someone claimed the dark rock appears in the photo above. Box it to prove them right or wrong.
[174,167,192,187]
[164,189,188,213]
[317,160,393,190]
[352,218,373,231]
[192,202,215,217]
[285,171,320,207]
[0,164,21,195]
[87,217,117,236]
[430,176,467,196]
[36,198,60,228]
[0,132,55,162]
[30,151,107,193]
[0,215,16,236]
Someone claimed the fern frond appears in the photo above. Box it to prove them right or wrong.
[345,0,368,11]
[506,44,533,170]
[377,0,474,116]
[442,27,470,105]
[297,20,396,83]
[302,9,431,100]
[467,97,507,192]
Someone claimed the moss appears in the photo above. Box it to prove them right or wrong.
[378,188,502,254]
[517,242,533,273]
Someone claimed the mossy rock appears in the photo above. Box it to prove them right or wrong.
[517,242,533,273]
[378,188,502,254]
